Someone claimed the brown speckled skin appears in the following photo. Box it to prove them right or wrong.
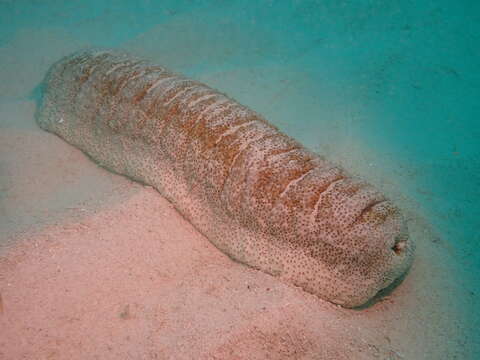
[36,49,414,308]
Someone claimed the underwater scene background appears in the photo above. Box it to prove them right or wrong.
[1,0,478,358]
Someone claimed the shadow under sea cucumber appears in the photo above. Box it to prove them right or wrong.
[36,48,414,308]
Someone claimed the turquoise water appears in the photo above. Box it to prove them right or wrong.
[1,0,479,356]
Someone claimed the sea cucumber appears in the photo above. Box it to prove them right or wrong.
[36,49,414,308]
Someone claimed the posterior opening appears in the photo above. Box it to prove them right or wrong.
[392,238,407,255]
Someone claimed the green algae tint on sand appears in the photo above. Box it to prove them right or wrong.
[36,49,414,308]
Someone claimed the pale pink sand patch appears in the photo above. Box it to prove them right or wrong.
[0,188,385,359]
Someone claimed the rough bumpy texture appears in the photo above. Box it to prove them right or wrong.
[36,49,414,308]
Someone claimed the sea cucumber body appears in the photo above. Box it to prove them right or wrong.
[37,49,414,307]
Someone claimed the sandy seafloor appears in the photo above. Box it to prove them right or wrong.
[0,1,479,359]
